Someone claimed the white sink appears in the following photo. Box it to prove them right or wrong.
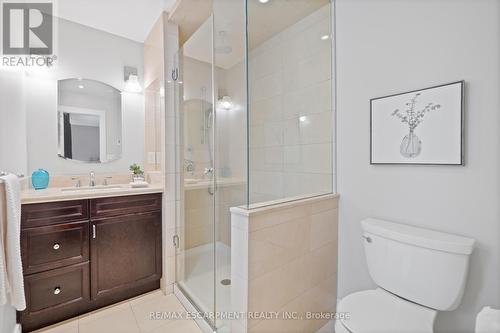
[60,185,124,192]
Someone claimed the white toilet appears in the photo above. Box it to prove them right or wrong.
[335,218,475,333]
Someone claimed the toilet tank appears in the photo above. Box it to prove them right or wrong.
[362,218,475,311]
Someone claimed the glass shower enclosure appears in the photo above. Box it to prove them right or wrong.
[173,0,334,331]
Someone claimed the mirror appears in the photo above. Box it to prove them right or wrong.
[57,79,122,163]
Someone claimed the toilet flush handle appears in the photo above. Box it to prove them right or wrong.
[362,235,372,243]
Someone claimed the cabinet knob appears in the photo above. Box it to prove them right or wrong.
[53,243,60,250]
[54,287,61,295]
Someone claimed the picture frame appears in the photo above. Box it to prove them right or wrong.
[370,81,464,165]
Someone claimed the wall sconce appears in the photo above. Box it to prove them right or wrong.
[124,66,142,93]
[217,96,234,111]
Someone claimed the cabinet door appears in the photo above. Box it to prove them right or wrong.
[90,211,162,301]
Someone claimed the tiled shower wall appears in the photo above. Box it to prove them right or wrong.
[230,194,338,333]
[248,5,334,204]
[184,183,245,249]
[143,13,180,294]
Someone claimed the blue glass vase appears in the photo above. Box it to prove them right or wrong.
[32,169,49,190]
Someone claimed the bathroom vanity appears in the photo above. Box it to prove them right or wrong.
[18,192,163,332]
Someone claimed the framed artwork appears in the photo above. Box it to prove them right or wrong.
[370,81,464,165]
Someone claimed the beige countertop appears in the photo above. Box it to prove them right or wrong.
[21,183,164,204]
[21,177,244,204]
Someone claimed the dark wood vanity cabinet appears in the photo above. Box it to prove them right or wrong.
[18,193,162,332]
[91,212,162,302]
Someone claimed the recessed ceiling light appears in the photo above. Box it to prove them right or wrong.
[321,35,330,41]
[77,84,84,89]
[259,0,270,3]
[299,116,307,122]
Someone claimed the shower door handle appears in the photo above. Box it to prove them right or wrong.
[171,68,179,81]
[204,168,216,195]
[173,235,180,249]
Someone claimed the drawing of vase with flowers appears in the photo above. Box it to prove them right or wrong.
[391,93,441,158]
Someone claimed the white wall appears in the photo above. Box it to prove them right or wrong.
[0,71,27,176]
[336,1,500,332]
[0,70,23,333]
[25,18,145,175]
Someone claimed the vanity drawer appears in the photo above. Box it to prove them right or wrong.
[23,262,90,315]
[22,200,89,228]
[22,221,89,274]
[90,193,162,218]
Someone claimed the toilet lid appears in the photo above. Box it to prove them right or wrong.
[337,289,436,333]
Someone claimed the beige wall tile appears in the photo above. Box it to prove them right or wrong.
[233,194,338,333]
[311,196,338,214]
[185,224,212,248]
[250,204,311,231]
[248,255,310,318]
[310,208,338,251]
[307,242,337,287]
[248,216,310,279]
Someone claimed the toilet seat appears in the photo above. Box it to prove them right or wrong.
[336,288,437,333]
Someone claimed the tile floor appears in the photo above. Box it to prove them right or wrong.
[32,290,203,333]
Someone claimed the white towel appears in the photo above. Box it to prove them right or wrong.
[0,174,25,311]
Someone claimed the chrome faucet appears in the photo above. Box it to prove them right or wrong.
[71,177,81,188]
[185,159,195,175]
[89,171,96,187]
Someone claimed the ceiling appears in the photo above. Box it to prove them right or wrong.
[56,0,328,67]
[182,0,328,70]
[57,0,177,42]
[183,0,246,70]
[247,0,329,49]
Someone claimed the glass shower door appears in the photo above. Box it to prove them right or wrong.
[174,31,217,330]
[174,3,247,330]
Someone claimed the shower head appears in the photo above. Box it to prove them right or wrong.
[216,30,232,54]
